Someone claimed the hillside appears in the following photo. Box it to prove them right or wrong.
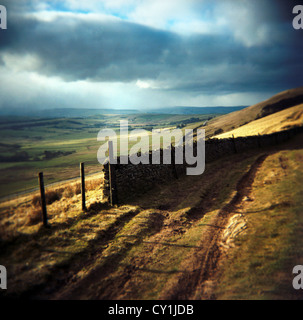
[143,106,246,115]
[213,104,303,139]
[203,87,303,138]
[1,131,303,300]
[0,106,246,118]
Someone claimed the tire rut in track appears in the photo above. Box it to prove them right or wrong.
[160,153,268,300]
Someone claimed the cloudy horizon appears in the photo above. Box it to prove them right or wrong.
[0,0,302,112]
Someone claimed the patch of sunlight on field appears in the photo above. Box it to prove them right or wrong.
[42,137,97,147]
[213,104,303,139]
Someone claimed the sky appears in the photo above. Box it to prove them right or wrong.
[0,0,302,112]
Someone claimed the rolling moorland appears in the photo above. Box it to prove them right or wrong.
[0,87,303,300]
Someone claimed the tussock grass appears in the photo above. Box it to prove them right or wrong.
[32,189,64,207]
[0,174,104,239]
[25,207,42,226]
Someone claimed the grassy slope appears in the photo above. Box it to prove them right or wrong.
[203,87,303,138]
[0,147,258,298]
[0,119,102,198]
[1,134,302,300]
[215,138,303,299]
[213,104,303,139]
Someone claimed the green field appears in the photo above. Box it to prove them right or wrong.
[0,113,214,198]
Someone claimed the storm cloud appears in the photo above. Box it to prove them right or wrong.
[0,0,302,110]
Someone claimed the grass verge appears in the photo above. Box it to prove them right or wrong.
[215,146,303,299]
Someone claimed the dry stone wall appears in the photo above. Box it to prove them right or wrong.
[102,126,303,204]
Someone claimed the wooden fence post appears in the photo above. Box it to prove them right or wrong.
[108,141,118,206]
[38,172,48,227]
[171,143,178,179]
[80,162,86,211]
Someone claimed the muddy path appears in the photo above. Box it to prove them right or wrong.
[159,154,268,300]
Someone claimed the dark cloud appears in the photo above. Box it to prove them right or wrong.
[0,0,302,110]
[2,11,302,91]
[1,14,178,81]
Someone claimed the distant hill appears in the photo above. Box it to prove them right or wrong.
[142,106,246,115]
[203,87,303,138]
[0,108,139,118]
[0,106,246,118]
